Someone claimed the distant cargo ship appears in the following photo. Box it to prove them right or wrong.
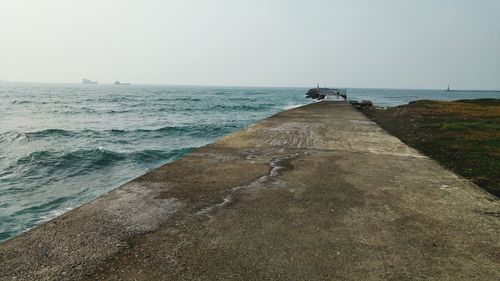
[82,78,98,84]
[114,81,130,85]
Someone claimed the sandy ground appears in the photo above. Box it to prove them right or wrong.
[1,101,498,280]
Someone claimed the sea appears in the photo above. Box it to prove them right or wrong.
[1,83,499,242]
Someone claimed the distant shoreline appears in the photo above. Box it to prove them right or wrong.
[446,90,500,93]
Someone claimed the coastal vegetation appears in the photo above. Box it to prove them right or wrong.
[365,99,500,197]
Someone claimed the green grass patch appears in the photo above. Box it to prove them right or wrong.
[439,121,500,131]
[365,99,500,197]
[455,98,500,106]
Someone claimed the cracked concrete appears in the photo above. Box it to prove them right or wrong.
[1,101,498,280]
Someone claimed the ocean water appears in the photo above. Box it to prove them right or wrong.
[1,83,499,242]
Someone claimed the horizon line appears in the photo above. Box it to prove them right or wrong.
[1,79,499,92]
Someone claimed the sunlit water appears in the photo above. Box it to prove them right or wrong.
[1,83,498,241]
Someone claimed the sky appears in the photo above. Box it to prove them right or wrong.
[1,0,499,89]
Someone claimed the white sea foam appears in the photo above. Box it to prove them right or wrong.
[39,207,74,222]
[283,104,305,110]
[2,131,30,142]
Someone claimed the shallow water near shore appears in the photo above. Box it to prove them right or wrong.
[1,83,499,241]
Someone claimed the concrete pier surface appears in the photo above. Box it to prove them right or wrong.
[1,102,499,280]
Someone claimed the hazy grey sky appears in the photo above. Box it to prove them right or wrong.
[1,0,499,89]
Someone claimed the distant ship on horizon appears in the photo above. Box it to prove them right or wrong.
[114,81,130,85]
[82,78,98,84]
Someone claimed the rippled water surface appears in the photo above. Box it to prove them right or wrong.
[1,83,498,241]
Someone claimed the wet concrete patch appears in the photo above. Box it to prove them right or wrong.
[85,149,368,280]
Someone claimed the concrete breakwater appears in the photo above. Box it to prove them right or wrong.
[1,101,499,280]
